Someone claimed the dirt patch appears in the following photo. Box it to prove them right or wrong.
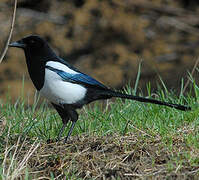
[9,133,199,179]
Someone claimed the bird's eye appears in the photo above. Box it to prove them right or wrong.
[30,40,35,44]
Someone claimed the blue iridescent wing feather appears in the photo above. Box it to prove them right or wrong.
[46,65,107,89]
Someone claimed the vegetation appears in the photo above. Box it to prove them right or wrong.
[0,75,198,179]
[0,1,199,179]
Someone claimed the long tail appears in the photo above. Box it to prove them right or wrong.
[105,90,191,111]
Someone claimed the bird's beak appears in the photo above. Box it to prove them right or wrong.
[9,41,26,48]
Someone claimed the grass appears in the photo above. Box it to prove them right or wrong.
[0,77,198,179]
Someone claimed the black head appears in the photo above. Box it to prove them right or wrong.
[9,35,57,62]
[9,35,47,50]
[9,35,57,90]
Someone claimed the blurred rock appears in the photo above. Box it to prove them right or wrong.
[1,0,199,104]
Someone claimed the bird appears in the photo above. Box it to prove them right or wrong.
[9,35,191,143]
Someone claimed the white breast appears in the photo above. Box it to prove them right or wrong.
[40,65,87,105]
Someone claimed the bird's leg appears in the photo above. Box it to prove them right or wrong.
[64,108,78,143]
[64,121,77,143]
[57,115,70,141]
[51,103,70,141]
[57,123,67,141]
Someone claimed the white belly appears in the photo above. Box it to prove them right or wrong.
[40,68,87,105]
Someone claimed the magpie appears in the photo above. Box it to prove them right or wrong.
[9,35,191,143]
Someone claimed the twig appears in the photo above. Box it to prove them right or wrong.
[125,0,192,16]
[17,8,66,25]
[155,53,179,62]
[0,0,17,64]
[157,16,199,36]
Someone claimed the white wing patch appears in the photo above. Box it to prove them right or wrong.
[46,61,78,74]
[40,68,87,105]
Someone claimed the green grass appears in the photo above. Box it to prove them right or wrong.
[1,80,195,141]
[0,77,198,179]
[0,86,194,143]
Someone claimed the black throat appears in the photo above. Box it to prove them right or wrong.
[24,46,57,90]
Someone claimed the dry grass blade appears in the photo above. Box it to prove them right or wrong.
[0,0,17,64]
[2,135,40,180]
[11,139,40,179]
[2,125,12,176]
[183,56,199,93]
[6,136,21,177]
